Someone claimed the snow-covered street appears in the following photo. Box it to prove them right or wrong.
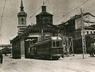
[0,54,95,72]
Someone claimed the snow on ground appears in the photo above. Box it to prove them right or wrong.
[0,54,95,72]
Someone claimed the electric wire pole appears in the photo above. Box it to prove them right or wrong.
[71,38,74,56]
[0,0,7,45]
[80,8,86,59]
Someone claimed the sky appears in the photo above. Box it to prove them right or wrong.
[0,0,95,44]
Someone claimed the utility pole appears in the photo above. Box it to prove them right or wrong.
[0,0,7,45]
[80,8,86,59]
[71,38,74,56]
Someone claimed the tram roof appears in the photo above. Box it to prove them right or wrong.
[51,36,62,40]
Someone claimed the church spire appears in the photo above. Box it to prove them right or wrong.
[17,0,27,35]
[42,0,46,12]
[20,0,24,11]
[43,0,45,6]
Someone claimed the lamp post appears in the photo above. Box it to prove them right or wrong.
[80,8,86,59]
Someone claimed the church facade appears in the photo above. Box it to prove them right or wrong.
[10,0,58,59]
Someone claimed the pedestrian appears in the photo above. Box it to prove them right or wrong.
[0,51,3,64]
[89,43,95,57]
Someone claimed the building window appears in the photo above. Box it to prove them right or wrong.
[21,18,24,24]
[52,41,56,47]
[91,31,92,34]
[21,18,24,21]
[87,31,89,34]
[56,41,60,47]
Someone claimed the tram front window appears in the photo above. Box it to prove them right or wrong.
[52,41,60,48]
[56,41,60,47]
[52,41,56,47]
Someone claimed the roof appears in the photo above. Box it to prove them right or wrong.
[51,36,62,40]
[36,11,53,17]
[35,39,51,45]
[59,12,95,26]
[22,24,57,35]
[17,11,27,16]
[10,24,58,43]
[10,36,20,43]
[70,12,95,21]
[85,25,95,30]
[0,44,12,47]
[57,12,95,31]
[28,34,41,38]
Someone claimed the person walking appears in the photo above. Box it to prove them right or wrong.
[89,43,95,57]
[0,51,3,64]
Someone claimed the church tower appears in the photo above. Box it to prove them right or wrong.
[17,0,27,35]
[36,0,53,27]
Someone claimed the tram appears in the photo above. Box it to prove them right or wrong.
[29,36,64,60]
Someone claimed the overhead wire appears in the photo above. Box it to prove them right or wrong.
[63,0,89,17]
[1,0,6,27]
[0,0,7,44]
[37,0,89,24]
[23,0,90,25]
[29,0,49,25]
[55,0,90,24]
[29,0,48,18]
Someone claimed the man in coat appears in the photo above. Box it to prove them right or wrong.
[89,43,95,57]
[0,51,3,64]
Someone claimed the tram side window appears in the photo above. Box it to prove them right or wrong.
[52,41,60,47]
[56,41,60,47]
[53,41,56,47]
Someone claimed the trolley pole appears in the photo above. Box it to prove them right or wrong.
[80,8,86,59]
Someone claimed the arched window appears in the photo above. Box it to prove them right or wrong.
[91,31,92,34]
[21,18,24,24]
[87,31,89,34]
